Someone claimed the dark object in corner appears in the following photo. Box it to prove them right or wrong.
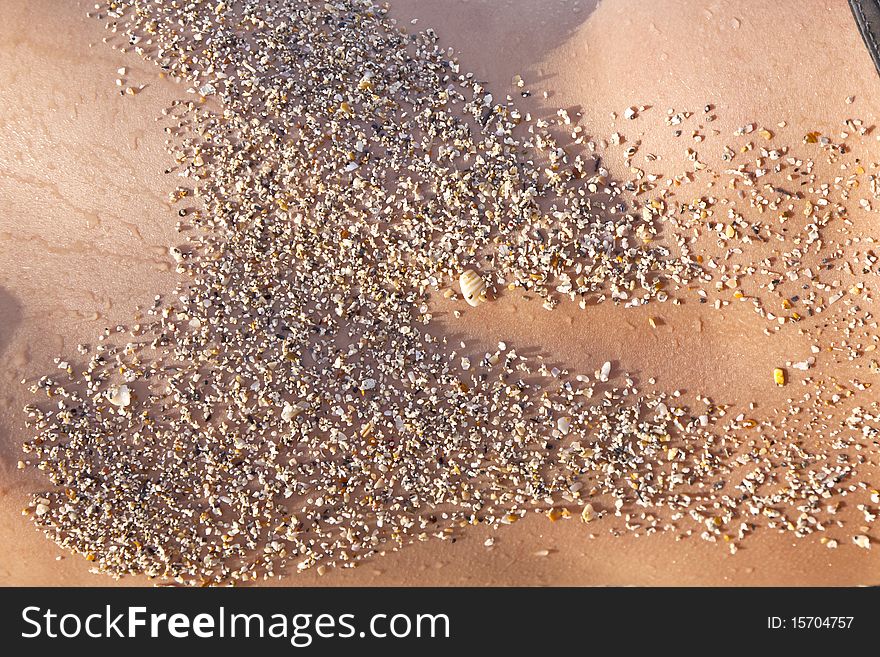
[850,0,880,76]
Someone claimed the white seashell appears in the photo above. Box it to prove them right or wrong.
[281,401,308,421]
[106,384,131,408]
[599,361,611,382]
[557,416,571,435]
[459,269,487,307]
[792,358,814,371]
[580,503,595,523]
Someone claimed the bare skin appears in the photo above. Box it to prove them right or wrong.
[0,0,878,585]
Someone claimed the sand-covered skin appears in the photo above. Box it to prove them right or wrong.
[0,0,878,585]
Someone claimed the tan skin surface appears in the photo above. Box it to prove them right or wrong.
[0,0,878,585]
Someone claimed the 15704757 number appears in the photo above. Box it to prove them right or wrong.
[767,616,854,630]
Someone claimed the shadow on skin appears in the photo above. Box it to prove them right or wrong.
[0,286,22,360]
[0,287,23,470]
[390,0,599,114]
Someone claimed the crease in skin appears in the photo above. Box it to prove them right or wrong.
[1,0,880,584]
[0,231,158,264]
